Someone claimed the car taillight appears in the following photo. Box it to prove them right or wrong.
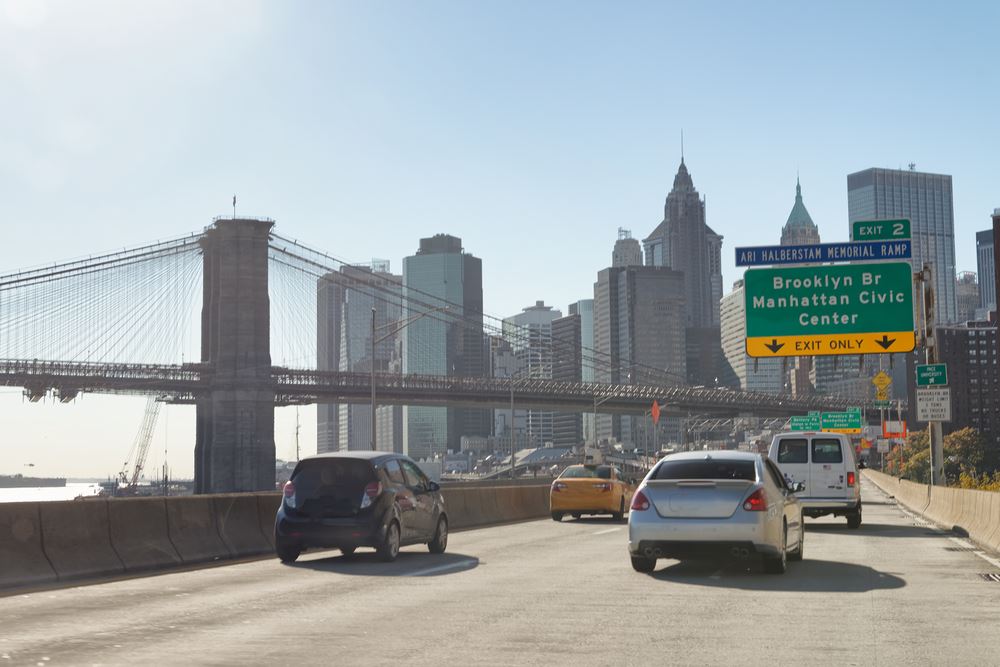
[630,489,650,511]
[743,488,767,512]
[847,471,856,487]
[283,481,295,498]
[551,481,567,492]
[360,481,382,509]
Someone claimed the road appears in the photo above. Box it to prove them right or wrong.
[2,479,1000,666]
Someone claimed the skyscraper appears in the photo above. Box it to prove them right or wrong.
[780,179,819,396]
[847,167,958,323]
[551,312,583,447]
[977,227,996,314]
[643,158,724,385]
[594,235,686,447]
[317,262,402,453]
[503,301,563,448]
[956,272,980,323]
[402,234,489,459]
[569,299,596,443]
[721,280,785,394]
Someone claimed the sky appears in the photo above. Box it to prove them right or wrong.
[1,1,998,478]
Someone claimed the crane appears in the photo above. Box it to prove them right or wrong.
[117,396,162,495]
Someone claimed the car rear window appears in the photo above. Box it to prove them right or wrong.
[561,466,612,479]
[292,458,376,498]
[652,460,756,481]
[812,439,844,463]
[776,438,808,464]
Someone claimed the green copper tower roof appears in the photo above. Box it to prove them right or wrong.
[784,177,816,229]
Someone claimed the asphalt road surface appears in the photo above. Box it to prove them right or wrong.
[2,479,1000,666]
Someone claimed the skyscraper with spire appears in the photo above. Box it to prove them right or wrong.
[643,156,723,386]
[780,178,821,246]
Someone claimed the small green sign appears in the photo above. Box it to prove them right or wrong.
[852,219,911,242]
[873,400,893,409]
[847,407,862,416]
[790,415,821,431]
[916,363,948,386]
[821,411,863,433]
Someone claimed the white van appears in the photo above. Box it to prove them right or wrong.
[768,432,862,529]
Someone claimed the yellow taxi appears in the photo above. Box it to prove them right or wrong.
[550,464,633,522]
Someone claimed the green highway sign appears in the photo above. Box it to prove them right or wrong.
[790,415,821,431]
[821,411,863,434]
[916,363,948,387]
[744,262,915,357]
[852,219,911,242]
[873,400,893,409]
[847,407,862,416]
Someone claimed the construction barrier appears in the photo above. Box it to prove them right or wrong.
[107,497,182,572]
[213,495,271,556]
[865,470,1000,554]
[0,502,56,589]
[164,495,230,564]
[257,493,281,548]
[40,499,124,581]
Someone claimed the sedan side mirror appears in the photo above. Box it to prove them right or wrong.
[790,482,806,493]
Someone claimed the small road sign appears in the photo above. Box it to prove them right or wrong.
[872,371,892,391]
[852,219,911,242]
[790,414,821,431]
[735,239,911,267]
[744,262,915,358]
[883,420,908,438]
[916,363,948,387]
[916,387,952,422]
[873,399,893,409]
[875,388,889,401]
[876,438,890,454]
[821,411,862,434]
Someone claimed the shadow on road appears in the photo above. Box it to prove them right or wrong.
[648,558,905,592]
[558,516,628,525]
[805,522,947,538]
[285,550,480,577]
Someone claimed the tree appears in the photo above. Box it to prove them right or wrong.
[894,427,990,485]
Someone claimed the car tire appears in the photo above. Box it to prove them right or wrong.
[572,512,582,520]
[551,512,563,522]
[847,510,862,529]
[377,521,401,562]
[763,526,788,574]
[630,554,656,573]
[612,497,625,522]
[428,516,448,554]
[276,540,301,564]
[340,547,356,558]
[789,527,804,562]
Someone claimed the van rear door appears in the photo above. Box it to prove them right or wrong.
[810,437,848,498]
[773,437,810,493]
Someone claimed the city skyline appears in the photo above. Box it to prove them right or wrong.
[1,1,997,477]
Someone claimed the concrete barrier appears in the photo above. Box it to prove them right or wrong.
[213,495,271,556]
[165,495,230,563]
[257,493,281,548]
[40,499,124,581]
[440,488,473,529]
[865,470,1000,554]
[107,497,182,572]
[0,502,56,589]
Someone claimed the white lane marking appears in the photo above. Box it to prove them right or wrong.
[946,536,1000,569]
[592,527,623,536]
[409,559,478,577]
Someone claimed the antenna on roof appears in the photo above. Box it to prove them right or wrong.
[680,129,684,164]
[908,162,916,171]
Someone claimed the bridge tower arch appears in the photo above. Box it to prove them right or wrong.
[195,218,276,493]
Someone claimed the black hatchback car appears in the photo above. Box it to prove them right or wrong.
[274,451,448,563]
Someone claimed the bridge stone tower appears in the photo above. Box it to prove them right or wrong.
[195,218,276,493]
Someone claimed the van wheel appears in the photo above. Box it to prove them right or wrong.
[340,547,356,558]
[551,512,563,522]
[377,521,400,562]
[847,510,862,529]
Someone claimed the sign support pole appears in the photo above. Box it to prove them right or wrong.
[918,264,945,486]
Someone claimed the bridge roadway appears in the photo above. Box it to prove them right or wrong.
[2,480,999,665]
[0,359,870,416]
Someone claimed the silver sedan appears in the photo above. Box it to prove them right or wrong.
[628,450,804,574]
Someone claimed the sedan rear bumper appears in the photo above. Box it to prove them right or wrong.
[632,539,779,560]
[275,514,386,550]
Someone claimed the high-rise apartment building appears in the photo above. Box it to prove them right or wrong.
[569,299,596,443]
[503,301,563,448]
[978,227,996,314]
[643,159,724,386]
[551,312,583,447]
[594,258,686,447]
[317,262,403,453]
[847,167,958,323]
[721,280,785,394]
[402,235,489,459]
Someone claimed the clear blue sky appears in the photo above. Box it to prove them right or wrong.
[1,1,997,478]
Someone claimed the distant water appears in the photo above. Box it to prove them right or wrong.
[0,482,105,503]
